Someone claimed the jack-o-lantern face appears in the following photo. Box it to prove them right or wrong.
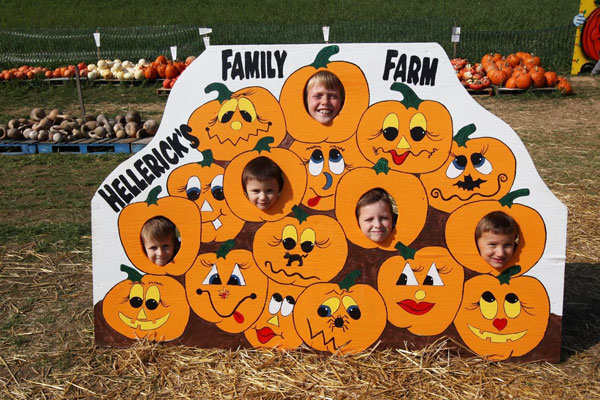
[102,265,190,341]
[377,245,464,336]
[167,160,244,243]
[356,82,453,174]
[118,186,201,276]
[293,271,387,354]
[187,83,286,161]
[289,134,370,211]
[454,272,550,361]
[185,245,268,333]
[253,206,348,286]
[420,124,516,213]
[244,280,304,349]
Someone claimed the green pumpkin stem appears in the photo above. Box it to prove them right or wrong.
[253,136,275,153]
[497,265,521,285]
[216,239,235,259]
[499,189,530,208]
[205,82,234,104]
[145,186,162,206]
[199,150,214,167]
[292,205,309,224]
[310,45,340,69]
[390,82,423,109]
[373,158,391,175]
[395,242,416,260]
[338,270,361,291]
[453,123,477,147]
[121,264,143,282]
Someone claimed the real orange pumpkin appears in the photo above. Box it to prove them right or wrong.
[102,265,190,341]
[118,186,202,276]
[453,272,550,361]
[377,243,464,336]
[293,271,387,354]
[355,82,453,174]
[167,158,245,243]
[252,205,348,287]
[335,158,428,250]
[279,45,369,143]
[185,242,269,333]
[187,83,287,161]
[445,189,547,276]
[419,123,516,213]
[223,137,307,222]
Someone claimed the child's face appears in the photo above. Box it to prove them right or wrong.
[357,200,393,243]
[143,235,176,266]
[306,83,342,126]
[245,177,280,211]
[476,231,516,270]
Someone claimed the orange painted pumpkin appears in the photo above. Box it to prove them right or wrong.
[244,280,305,349]
[185,242,268,333]
[453,271,550,361]
[187,82,286,161]
[377,244,464,336]
[253,206,348,287]
[118,186,201,276]
[445,189,547,276]
[293,271,387,354]
[279,45,369,143]
[167,157,244,243]
[102,265,190,341]
[223,137,307,222]
[335,159,428,250]
[419,123,516,213]
[289,134,370,211]
[356,82,453,174]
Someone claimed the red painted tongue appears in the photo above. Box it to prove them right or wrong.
[233,311,244,324]
[308,195,321,207]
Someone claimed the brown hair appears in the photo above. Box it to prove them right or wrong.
[141,216,178,245]
[304,70,345,106]
[475,211,519,241]
[355,188,396,222]
[242,156,284,193]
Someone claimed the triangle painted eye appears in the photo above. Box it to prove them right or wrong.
[423,262,444,286]
[227,264,246,286]
[202,264,221,285]
[396,262,418,286]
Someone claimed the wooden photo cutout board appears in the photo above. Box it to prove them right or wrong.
[571,0,600,75]
[92,43,566,362]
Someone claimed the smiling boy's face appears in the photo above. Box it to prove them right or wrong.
[306,83,342,125]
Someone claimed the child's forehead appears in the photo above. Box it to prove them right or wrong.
[360,199,392,214]
[307,82,341,93]
[480,230,516,241]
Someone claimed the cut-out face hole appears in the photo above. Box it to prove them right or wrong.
[140,216,180,266]
[303,71,345,126]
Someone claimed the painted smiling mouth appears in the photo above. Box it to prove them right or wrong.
[398,300,434,315]
[119,312,170,330]
[195,288,257,323]
[467,324,527,343]
[389,150,410,165]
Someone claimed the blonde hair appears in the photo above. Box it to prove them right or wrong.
[475,211,519,241]
[304,70,345,104]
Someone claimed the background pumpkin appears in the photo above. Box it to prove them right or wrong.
[355,82,453,174]
[419,123,516,214]
[102,265,190,341]
[293,271,387,354]
[445,189,547,276]
[118,186,201,276]
[279,45,369,143]
[187,82,287,161]
[453,272,550,361]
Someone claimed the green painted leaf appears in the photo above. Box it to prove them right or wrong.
[338,270,361,291]
[217,239,235,259]
[253,136,275,153]
[121,264,143,282]
[292,205,309,224]
[453,123,477,147]
[145,186,162,206]
[499,189,530,208]
[395,242,416,260]
[497,265,521,285]
[199,150,214,167]
[373,158,390,175]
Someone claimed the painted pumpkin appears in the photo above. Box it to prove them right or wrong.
[289,134,370,211]
[185,242,268,333]
[453,271,550,361]
[167,156,244,243]
[445,189,546,276]
[335,159,428,250]
[419,123,516,213]
[118,186,201,276]
[279,45,369,143]
[377,244,464,336]
[223,137,307,222]
[102,265,190,341]
[253,205,348,287]
[293,271,387,354]
[244,280,305,350]
[187,82,286,161]
[356,82,453,174]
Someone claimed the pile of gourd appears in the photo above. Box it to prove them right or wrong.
[0,108,159,143]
